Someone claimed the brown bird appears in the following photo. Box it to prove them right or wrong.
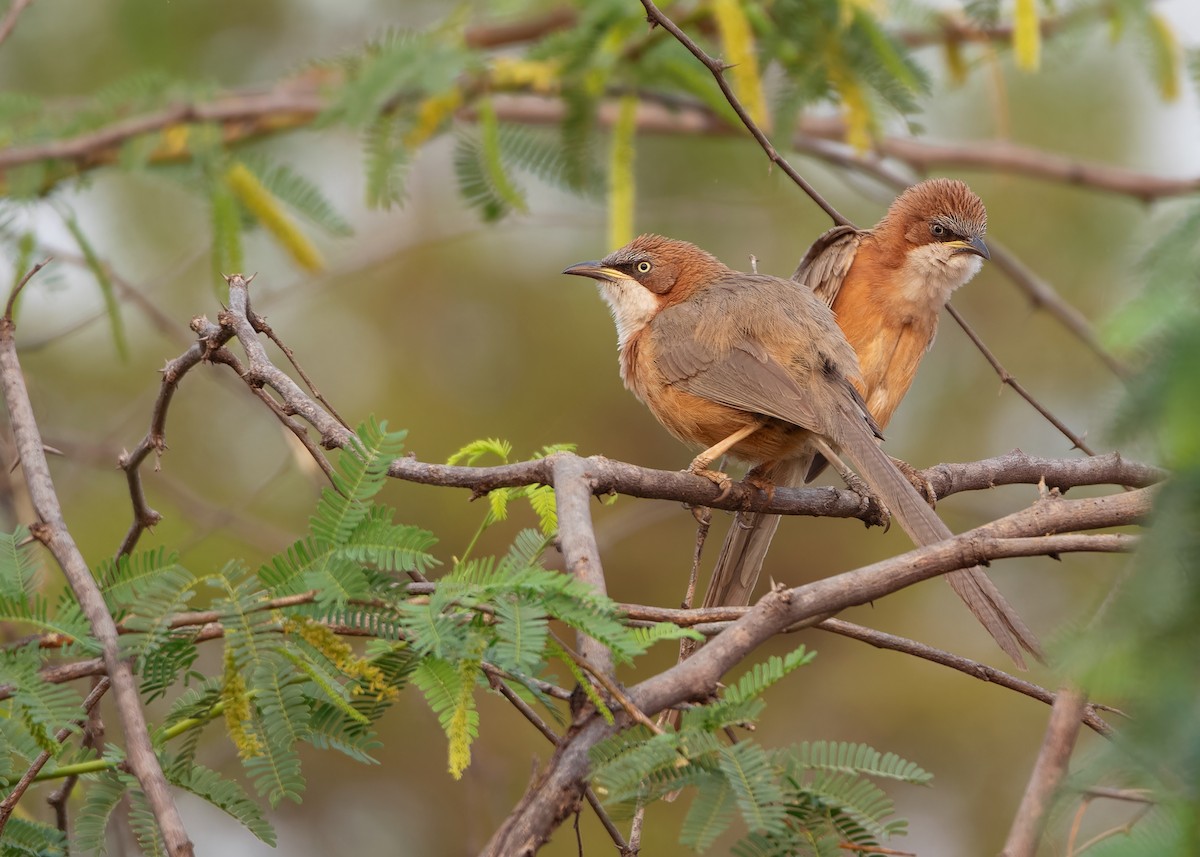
[564,228,1039,666]
[706,179,1039,667]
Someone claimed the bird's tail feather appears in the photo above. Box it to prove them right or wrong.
[834,410,1042,668]
[703,458,809,609]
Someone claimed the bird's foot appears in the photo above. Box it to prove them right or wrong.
[843,471,891,531]
[743,471,777,509]
[687,459,734,502]
[891,455,937,508]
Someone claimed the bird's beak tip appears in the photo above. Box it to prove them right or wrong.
[563,260,601,277]
[563,260,621,282]
[952,236,990,261]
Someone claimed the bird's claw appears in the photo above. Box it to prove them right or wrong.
[891,456,937,508]
[842,471,891,531]
[688,465,734,502]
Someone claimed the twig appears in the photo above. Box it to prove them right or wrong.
[946,304,1097,455]
[551,631,661,735]
[637,0,850,227]
[248,307,350,431]
[1001,686,1089,857]
[3,257,50,321]
[816,619,1115,736]
[987,243,1132,379]
[0,0,33,49]
[116,316,236,557]
[624,804,646,856]
[1079,786,1154,804]
[463,7,577,48]
[0,279,193,854]
[0,677,110,836]
[486,673,629,852]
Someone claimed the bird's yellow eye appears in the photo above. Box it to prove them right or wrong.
[636,261,652,274]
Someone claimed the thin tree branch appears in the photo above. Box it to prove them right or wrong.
[116,316,236,557]
[1001,686,1089,857]
[985,243,1132,379]
[946,304,1097,456]
[637,0,851,226]
[3,257,50,322]
[0,677,110,836]
[0,277,193,853]
[0,0,33,49]
[486,672,629,852]
[463,7,577,49]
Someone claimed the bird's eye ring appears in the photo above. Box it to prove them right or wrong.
[636,261,652,274]
[930,223,946,237]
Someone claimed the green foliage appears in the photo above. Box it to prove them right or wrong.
[0,818,67,857]
[592,646,926,854]
[169,761,276,845]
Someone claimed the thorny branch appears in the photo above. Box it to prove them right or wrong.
[0,269,194,857]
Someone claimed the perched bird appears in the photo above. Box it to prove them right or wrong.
[564,229,1039,666]
[705,179,1040,665]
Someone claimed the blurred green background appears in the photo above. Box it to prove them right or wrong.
[1,0,1197,854]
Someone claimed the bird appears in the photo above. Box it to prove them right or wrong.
[563,228,1040,667]
[705,179,1040,666]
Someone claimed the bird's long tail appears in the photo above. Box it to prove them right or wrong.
[702,458,809,610]
[833,408,1043,668]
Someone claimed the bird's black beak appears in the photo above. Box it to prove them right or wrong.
[955,235,990,261]
[563,260,624,282]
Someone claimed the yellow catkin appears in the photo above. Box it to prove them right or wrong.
[943,34,967,86]
[222,651,262,759]
[1013,0,1041,72]
[839,0,886,29]
[607,94,638,251]
[712,0,771,130]
[1149,13,1180,102]
[158,124,191,157]
[285,617,395,701]
[488,57,561,94]
[224,161,323,272]
[404,87,463,148]
[834,71,872,153]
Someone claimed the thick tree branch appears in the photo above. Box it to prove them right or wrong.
[552,455,615,677]
[0,274,193,856]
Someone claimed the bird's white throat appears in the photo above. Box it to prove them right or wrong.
[898,244,984,313]
[598,280,659,351]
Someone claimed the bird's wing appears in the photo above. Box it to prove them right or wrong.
[651,294,869,438]
[792,225,861,307]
